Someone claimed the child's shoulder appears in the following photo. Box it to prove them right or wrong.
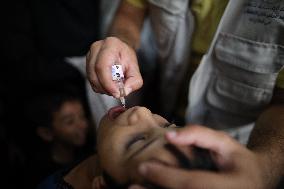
[36,168,73,189]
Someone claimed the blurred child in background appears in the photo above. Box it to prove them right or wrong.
[25,93,95,187]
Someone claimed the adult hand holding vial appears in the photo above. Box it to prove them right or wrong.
[86,37,143,98]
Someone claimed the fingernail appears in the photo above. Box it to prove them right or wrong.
[166,131,177,139]
[138,164,148,175]
[124,87,132,96]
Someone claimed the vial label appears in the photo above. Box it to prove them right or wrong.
[112,65,124,81]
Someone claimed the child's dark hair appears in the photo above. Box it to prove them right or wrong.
[26,93,81,129]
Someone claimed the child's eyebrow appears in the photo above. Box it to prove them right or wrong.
[127,137,159,160]
[125,133,146,150]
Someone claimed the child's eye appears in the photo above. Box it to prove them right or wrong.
[126,134,146,150]
[63,119,75,126]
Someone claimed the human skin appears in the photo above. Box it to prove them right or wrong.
[129,125,266,189]
[97,106,196,185]
[64,106,202,189]
[86,0,284,188]
[86,0,145,98]
[37,100,89,166]
[129,89,284,189]
[52,100,89,146]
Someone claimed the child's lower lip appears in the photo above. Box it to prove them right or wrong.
[108,106,127,119]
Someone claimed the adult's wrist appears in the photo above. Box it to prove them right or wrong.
[252,150,282,189]
[111,34,138,51]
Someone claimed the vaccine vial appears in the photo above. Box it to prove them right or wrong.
[111,64,126,107]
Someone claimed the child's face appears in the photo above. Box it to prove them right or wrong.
[97,106,195,185]
[52,100,88,147]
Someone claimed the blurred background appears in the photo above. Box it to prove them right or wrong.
[2,1,284,188]
[1,0,161,188]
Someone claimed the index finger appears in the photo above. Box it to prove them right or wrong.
[94,46,122,97]
[166,125,239,156]
[123,59,143,95]
[138,162,230,189]
[86,41,103,85]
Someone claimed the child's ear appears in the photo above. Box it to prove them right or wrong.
[92,175,107,189]
[36,126,54,142]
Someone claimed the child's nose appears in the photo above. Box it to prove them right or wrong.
[128,107,154,125]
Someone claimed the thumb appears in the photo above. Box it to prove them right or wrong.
[165,125,236,157]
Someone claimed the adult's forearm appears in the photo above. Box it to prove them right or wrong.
[247,103,284,187]
[108,0,146,50]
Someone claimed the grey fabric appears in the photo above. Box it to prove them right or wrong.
[99,0,120,37]
[148,0,194,116]
[186,0,284,143]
